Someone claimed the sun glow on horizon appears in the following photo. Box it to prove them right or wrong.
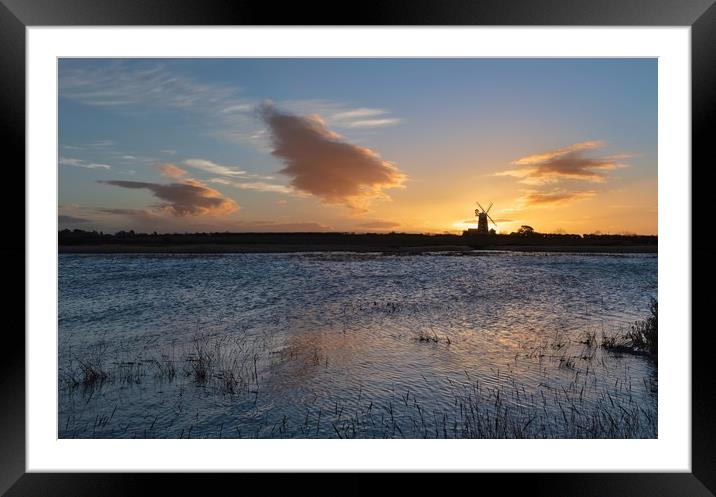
[58,58,657,236]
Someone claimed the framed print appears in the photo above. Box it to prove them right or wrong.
[4,0,715,495]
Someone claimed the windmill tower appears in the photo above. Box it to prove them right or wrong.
[475,201,497,234]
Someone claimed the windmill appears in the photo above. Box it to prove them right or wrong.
[475,201,497,234]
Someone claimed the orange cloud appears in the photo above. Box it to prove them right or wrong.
[497,141,629,185]
[156,163,187,178]
[261,104,406,211]
[100,179,238,216]
[517,189,596,207]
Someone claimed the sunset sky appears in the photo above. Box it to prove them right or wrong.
[58,58,657,235]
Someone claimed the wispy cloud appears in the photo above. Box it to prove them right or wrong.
[58,214,90,224]
[261,104,406,211]
[220,103,254,114]
[157,159,291,195]
[60,62,244,110]
[230,220,333,232]
[497,141,629,185]
[156,163,187,178]
[498,141,628,211]
[355,220,400,230]
[327,107,402,128]
[99,179,238,216]
[95,208,151,216]
[89,208,332,233]
[60,62,402,153]
[517,189,596,207]
[59,157,111,170]
[331,108,387,120]
[343,118,402,128]
[107,151,157,164]
[183,159,246,177]
[275,100,402,130]
[208,177,294,194]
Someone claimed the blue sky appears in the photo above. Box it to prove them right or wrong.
[58,58,657,234]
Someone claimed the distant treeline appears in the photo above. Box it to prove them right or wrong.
[58,229,657,248]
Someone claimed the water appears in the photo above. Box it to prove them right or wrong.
[58,251,657,438]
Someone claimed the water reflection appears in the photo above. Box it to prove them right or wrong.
[59,252,657,438]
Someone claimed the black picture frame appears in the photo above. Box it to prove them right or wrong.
[3,0,714,495]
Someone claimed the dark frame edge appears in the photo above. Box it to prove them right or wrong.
[4,0,715,495]
[692,0,716,493]
[0,0,715,26]
[2,474,716,497]
[0,0,26,496]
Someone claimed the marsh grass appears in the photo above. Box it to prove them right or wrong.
[148,354,177,380]
[186,335,215,384]
[59,301,657,439]
[61,329,657,439]
[601,298,657,359]
[415,326,451,345]
[67,340,110,388]
[558,356,576,369]
[61,329,265,398]
[625,298,658,357]
[76,358,109,387]
[416,328,439,343]
[116,361,144,384]
[579,330,597,348]
[180,333,265,395]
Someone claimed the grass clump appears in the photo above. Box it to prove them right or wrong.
[558,356,576,369]
[187,335,215,384]
[416,328,439,343]
[149,354,177,380]
[579,330,597,348]
[76,359,109,386]
[602,298,657,359]
[73,340,110,387]
[415,327,451,345]
[625,298,657,357]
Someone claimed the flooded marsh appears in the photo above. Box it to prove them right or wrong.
[59,251,657,438]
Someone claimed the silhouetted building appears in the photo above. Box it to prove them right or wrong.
[472,201,496,234]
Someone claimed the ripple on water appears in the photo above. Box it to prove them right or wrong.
[59,252,657,438]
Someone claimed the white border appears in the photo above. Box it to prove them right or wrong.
[27,27,690,472]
